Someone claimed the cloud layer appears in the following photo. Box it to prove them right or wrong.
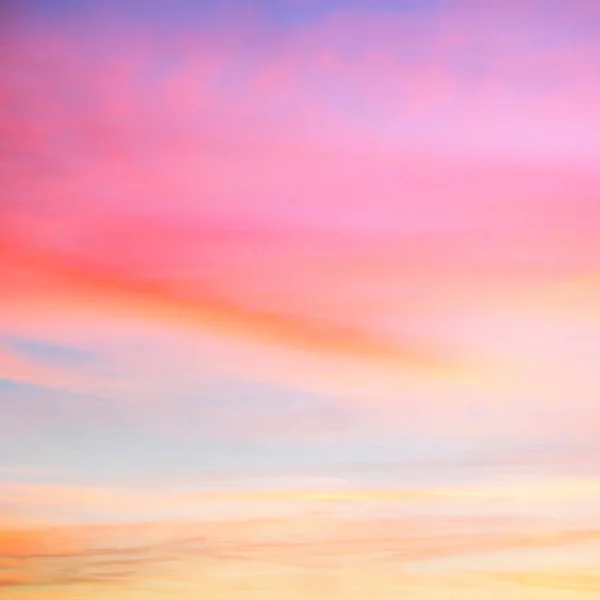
[2,1,600,597]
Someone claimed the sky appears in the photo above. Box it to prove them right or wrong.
[1,0,600,598]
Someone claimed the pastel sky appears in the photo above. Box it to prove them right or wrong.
[1,0,600,598]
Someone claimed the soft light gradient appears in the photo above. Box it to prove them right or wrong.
[1,0,600,598]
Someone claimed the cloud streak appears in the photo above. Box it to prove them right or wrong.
[2,513,599,594]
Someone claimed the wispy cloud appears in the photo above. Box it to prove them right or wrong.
[2,513,599,593]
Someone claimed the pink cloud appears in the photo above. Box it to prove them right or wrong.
[1,2,599,440]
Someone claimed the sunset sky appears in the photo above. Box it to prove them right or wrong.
[1,0,600,598]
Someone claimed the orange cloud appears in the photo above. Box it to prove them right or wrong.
[1,513,599,595]
[0,227,444,371]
